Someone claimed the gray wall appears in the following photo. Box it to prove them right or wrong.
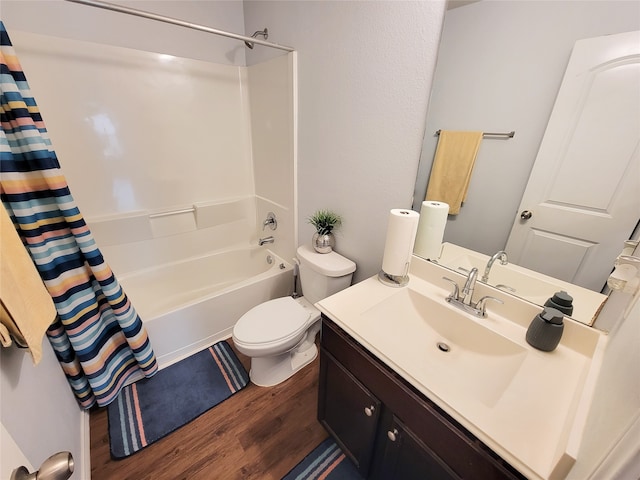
[413,1,640,256]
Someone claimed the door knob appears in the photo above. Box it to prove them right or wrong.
[364,405,376,417]
[520,210,533,220]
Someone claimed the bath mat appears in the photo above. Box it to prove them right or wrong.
[107,340,248,458]
[282,438,364,480]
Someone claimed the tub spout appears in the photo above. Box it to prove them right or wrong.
[259,236,274,246]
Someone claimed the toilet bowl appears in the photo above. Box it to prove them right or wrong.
[232,245,355,387]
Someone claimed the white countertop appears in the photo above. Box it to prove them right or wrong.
[316,256,607,480]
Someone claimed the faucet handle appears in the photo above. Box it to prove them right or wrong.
[442,277,460,301]
[263,212,277,231]
[475,296,504,317]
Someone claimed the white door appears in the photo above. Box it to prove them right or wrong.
[505,30,640,292]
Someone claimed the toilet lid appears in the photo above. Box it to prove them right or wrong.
[234,297,311,345]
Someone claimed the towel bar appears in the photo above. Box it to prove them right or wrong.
[435,130,515,138]
[148,207,195,219]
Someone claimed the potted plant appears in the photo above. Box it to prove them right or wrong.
[308,209,342,253]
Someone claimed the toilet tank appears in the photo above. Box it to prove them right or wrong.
[296,244,356,305]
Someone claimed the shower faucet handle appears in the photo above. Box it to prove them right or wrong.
[263,212,277,230]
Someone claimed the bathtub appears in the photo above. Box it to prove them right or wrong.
[117,246,294,367]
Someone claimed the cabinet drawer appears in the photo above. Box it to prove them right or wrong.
[321,316,525,480]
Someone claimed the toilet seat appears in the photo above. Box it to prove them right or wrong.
[233,297,311,347]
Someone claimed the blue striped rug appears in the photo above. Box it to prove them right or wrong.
[107,340,248,458]
[283,438,364,480]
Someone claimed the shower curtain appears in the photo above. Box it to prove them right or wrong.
[0,23,157,409]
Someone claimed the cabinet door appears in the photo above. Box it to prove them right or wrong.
[318,350,381,476]
[373,414,459,480]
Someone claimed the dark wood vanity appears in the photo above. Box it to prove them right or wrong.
[318,316,527,480]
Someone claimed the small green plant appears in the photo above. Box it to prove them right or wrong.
[308,209,342,236]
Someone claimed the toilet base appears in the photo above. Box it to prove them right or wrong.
[249,342,318,387]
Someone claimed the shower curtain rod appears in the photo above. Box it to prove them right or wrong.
[64,0,295,52]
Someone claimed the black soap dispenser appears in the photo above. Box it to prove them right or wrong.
[526,307,564,352]
[544,290,574,316]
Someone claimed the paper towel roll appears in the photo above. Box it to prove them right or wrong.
[381,209,420,277]
[413,201,449,260]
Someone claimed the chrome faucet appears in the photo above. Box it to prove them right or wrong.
[481,250,508,283]
[442,268,503,318]
[259,236,274,246]
[461,267,478,305]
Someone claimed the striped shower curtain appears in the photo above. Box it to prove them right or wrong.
[0,23,157,409]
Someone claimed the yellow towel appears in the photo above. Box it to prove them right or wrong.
[425,130,483,215]
[0,203,57,365]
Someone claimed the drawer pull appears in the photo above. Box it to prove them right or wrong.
[387,428,399,442]
[364,405,376,417]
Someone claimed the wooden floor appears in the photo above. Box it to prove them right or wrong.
[90,340,328,480]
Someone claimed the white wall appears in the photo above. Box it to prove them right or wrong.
[244,0,447,282]
[414,1,640,257]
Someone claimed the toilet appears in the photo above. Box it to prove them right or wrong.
[232,244,356,387]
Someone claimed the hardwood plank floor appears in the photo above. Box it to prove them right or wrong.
[90,340,328,480]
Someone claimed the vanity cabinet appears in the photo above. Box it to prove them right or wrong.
[318,316,526,480]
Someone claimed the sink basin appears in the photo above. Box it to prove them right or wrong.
[361,288,527,407]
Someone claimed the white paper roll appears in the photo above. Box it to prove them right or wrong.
[381,209,420,277]
[413,201,449,260]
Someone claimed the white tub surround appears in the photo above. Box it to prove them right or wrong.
[317,256,608,480]
[9,30,297,263]
[249,52,298,263]
[88,197,256,268]
[9,31,254,217]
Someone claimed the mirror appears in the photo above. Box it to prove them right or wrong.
[412,1,639,322]
[435,242,607,326]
